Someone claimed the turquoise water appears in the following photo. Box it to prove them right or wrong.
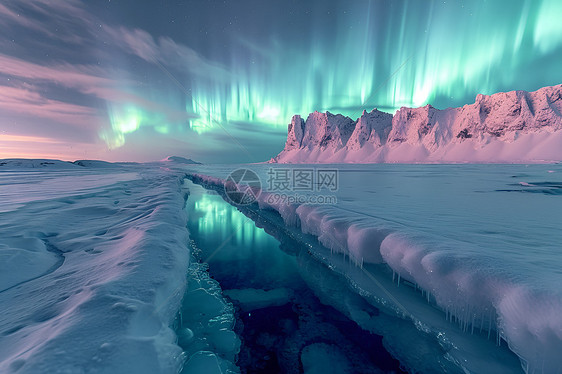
[182,181,406,373]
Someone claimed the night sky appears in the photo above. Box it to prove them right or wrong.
[1,0,561,163]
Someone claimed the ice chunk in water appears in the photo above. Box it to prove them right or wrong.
[301,343,353,374]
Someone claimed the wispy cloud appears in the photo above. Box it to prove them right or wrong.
[0,134,62,144]
[1,1,232,82]
[0,54,196,138]
[0,54,113,90]
[0,85,102,127]
[0,0,238,161]
[0,0,92,44]
[106,27,232,81]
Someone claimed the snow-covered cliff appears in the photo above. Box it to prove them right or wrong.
[271,84,562,163]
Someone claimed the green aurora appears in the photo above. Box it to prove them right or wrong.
[2,0,562,162]
[107,0,562,157]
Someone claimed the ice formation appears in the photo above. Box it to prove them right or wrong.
[187,167,562,374]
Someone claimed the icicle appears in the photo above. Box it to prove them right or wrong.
[487,311,492,340]
[464,308,470,333]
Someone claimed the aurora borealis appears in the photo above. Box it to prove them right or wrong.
[1,0,562,163]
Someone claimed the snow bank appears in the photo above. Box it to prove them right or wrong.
[0,167,190,373]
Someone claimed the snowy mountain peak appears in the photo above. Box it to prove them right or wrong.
[300,111,356,150]
[347,109,393,150]
[271,84,562,163]
[284,114,306,151]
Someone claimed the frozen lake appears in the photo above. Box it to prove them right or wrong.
[1,161,560,373]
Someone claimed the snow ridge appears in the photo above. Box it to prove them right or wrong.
[272,84,562,163]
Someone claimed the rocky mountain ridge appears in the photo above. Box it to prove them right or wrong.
[271,84,562,163]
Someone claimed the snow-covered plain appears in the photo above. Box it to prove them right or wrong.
[0,160,190,373]
[2,159,561,373]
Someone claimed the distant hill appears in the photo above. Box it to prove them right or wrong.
[0,159,140,169]
[73,160,115,168]
[162,156,202,164]
[0,159,78,169]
